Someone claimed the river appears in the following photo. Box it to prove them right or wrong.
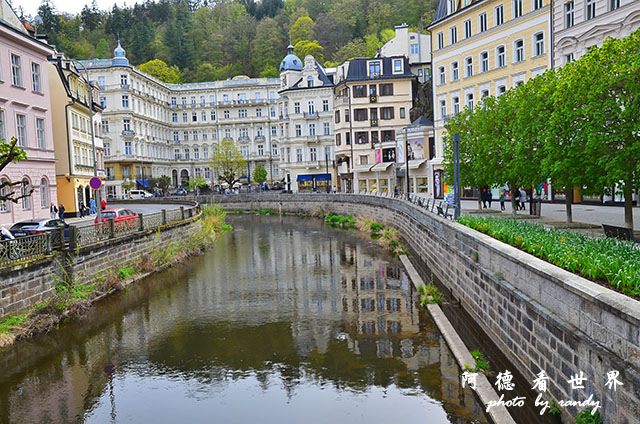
[0,215,488,424]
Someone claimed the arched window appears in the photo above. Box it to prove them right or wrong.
[40,178,48,208]
[0,178,10,213]
[21,178,31,210]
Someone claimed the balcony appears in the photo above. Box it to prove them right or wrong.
[255,135,266,142]
[121,83,129,89]
[334,96,350,107]
[122,130,135,137]
[303,112,318,118]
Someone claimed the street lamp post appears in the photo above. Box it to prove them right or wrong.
[325,149,330,193]
[453,133,461,219]
[73,60,101,223]
[404,127,410,200]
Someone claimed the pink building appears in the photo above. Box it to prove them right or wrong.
[0,0,57,227]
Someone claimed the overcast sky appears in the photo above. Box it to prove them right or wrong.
[13,0,133,18]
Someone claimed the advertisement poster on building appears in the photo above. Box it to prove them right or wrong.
[376,149,382,164]
[382,148,396,162]
[407,137,425,161]
[434,170,444,198]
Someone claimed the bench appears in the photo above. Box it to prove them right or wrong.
[602,224,639,243]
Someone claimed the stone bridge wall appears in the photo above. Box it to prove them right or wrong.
[206,193,639,423]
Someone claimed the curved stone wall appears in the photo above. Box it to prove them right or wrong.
[207,193,640,423]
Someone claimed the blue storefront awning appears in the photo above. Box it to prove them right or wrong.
[137,179,149,188]
[297,174,313,182]
[314,173,332,181]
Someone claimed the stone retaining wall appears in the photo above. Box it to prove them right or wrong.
[209,193,639,424]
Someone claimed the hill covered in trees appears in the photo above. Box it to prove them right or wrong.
[32,0,438,83]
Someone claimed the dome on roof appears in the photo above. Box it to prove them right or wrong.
[279,45,302,72]
[113,40,129,66]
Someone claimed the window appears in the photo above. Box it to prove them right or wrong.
[256,108,262,117]
[464,19,472,38]
[354,108,368,121]
[125,141,132,155]
[39,178,48,209]
[173,131,179,143]
[191,96,196,106]
[410,44,419,54]
[16,114,26,146]
[308,101,315,114]
[381,107,394,120]
[369,61,381,76]
[11,54,22,86]
[307,76,314,87]
[210,95,215,105]
[565,53,575,64]
[211,110,216,120]
[379,84,394,96]
[120,75,128,88]
[353,85,367,97]
[533,0,543,9]
[323,99,329,111]
[453,97,460,114]
[203,146,209,159]
[295,125,302,137]
[31,62,41,92]
[324,122,330,135]
[513,0,523,17]
[450,26,458,44]
[359,155,368,165]
[174,149,180,160]
[345,109,350,122]
[440,100,447,119]
[171,97,177,107]
[451,62,459,81]
[498,85,507,95]
[21,179,30,210]
[565,2,574,28]
[223,94,229,104]
[270,107,276,117]
[465,57,473,77]
[201,111,206,121]
[497,46,506,67]
[481,90,490,98]
[309,124,316,136]
[224,110,230,119]
[239,128,248,138]
[183,131,189,141]
[481,52,489,72]
[345,132,351,145]
[296,148,303,162]
[479,13,488,32]
[356,132,368,144]
[239,109,247,118]
[610,0,620,9]
[184,148,190,160]
[393,59,402,73]
[97,76,105,89]
[495,5,504,26]
[437,32,444,49]
[335,111,341,123]
[99,96,106,108]
[534,32,545,56]
[310,147,317,161]
[272,144,278,156]
[294,102,300,113]
[182,112,187,122]
[122,95,129,108]
[181,97,187,107]
[192,112,197,122]
[400,107,405,119]
[172,112,177,122]
[101,120,109,134]
[515,39,524,62]
[438,66,446,84]
[0,178,8,213]
[586,0,596,19]
[36,118,45,149]
[192,130,198,140]
[466,93,474,110]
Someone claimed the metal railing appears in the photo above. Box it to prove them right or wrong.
[0,234,51,267]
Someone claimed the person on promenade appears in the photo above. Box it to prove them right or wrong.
[79,200,85,218]
[481,189,488,208]
[50,202,58,219]
[519,187,527,210]
[89,198,96,215]
[488,190,493,208]
[499,190,506,211]
[59,204,66,222]
[101,198,107,210]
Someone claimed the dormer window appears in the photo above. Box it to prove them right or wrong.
[307,76,314,87]
[369,61,381,77]
[393,59,403,73]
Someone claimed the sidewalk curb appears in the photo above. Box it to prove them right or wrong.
[399,254,516,424]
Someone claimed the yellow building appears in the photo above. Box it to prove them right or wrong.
[49,53,105,216]
[428,0,551,197]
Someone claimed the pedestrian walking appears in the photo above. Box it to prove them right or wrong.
[79,200,85,218]
[499,190,505,211]
[89,198,96,215]
[50,202,58,219]
[488,190,493,208]
[481,189,488,208]
[514,189,521,210]
[519,187,527,210]
[59,204,66,222]
[101,198,107,210]
[394,187,399,198]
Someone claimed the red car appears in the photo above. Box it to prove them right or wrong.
[95,208,138,224]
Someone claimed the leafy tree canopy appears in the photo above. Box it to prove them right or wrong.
[210,139,247,187]
[139,59,183,83]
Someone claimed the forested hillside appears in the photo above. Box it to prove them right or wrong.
[31,0,437,82]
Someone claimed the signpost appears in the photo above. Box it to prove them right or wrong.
[90,177,102,190]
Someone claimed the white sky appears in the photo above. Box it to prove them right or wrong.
[13,0,134,18]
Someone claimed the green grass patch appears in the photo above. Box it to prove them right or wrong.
[118,266,136,279]
[0,314,29,333]
[575,408,602,424]
[458,216,640,297]
[254,208,275,215]
[324,212,357,229]
[418,284,443,305]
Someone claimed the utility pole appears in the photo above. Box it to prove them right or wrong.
[453,133,461,219]
[405,127,410,200]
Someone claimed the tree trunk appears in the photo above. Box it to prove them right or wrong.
[510,182,518,215]
[477,186,482,210]
[623,174,634,230]
[565,188,573,224]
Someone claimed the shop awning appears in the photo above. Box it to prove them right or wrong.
[371,162,392,171]
[314,173,332,181]
[409,159,427,169]
[297,174,313,182]
[136,179,149,188]
[353,164,374,172]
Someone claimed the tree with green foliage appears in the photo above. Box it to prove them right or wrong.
[187,174,210,195]
[293,40,324,62]
[334,38,367,62]
[260,65,279,78]
[251,17,286,76]
[139,59,183,83]
[290,15,314,45]
[0,111,30,205]
[210,139,247,187]
[95,38,110,59]
[164,1,195,70]
[253,164,268,185]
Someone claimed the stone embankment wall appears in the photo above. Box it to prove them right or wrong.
[209,193,639,424]
[0,213,200,319]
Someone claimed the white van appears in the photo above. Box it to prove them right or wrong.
[129,190,154,199]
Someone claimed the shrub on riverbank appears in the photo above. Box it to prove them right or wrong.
[457,216,640,297]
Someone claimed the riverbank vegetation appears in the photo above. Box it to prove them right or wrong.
[0,204,230,349]
[320,213,407,255]
[458,216,640,297]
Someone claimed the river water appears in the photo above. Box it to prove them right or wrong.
[0,215,488,424]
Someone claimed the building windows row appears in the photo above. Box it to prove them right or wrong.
[352,83,394,98]
[0,177,51,212]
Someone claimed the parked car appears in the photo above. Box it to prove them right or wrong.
[9,218,70,242]
[271,182,284,190]
[168,188,188,197]
[129,190,154,199]
[95,208,139,224]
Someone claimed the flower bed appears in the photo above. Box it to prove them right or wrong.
[457,216,640,297]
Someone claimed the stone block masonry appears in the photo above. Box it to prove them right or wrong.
[209,193,640,424]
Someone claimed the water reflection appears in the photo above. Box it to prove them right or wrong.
[0,215,487,424]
